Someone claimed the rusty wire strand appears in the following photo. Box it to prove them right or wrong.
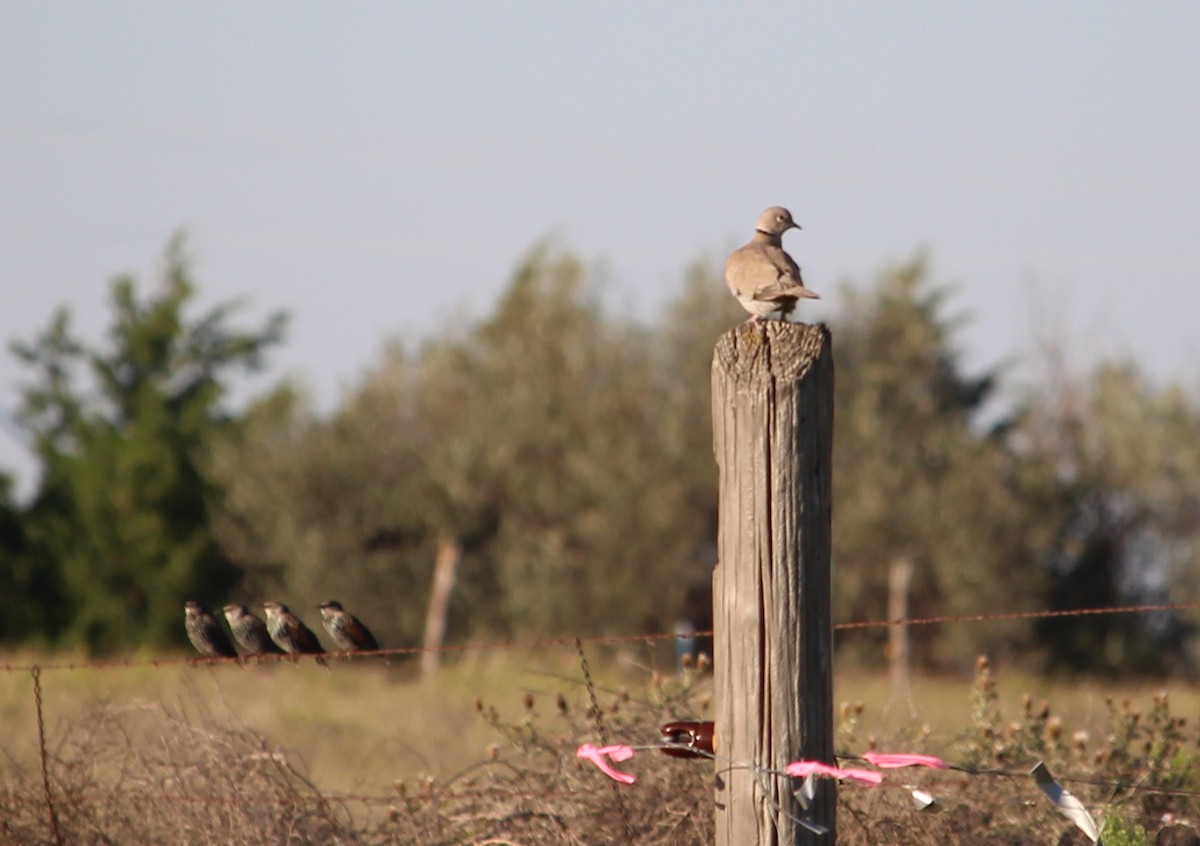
[830,599,1200,631]
[31,666,63,846]
[0,600,1193,845]
[2,600,1197,676]
[3,759,1200,810]
[575,636,635,842]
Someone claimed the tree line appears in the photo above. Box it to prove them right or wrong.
[2,236,1198,674]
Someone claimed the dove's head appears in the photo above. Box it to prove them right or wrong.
[755,206,801,237]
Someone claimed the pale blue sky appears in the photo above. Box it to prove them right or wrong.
[2,3,1199,495]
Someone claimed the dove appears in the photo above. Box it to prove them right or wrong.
[725,206,820,321]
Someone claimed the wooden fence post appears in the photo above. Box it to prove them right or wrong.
[712,321,836,845]
[888,558,914,701]
[421,536,462,677]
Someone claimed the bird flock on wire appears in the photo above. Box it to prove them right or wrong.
[184,599,380,664]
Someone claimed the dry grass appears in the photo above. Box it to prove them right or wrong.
[1,701,357,845]
[1,645,1200,844]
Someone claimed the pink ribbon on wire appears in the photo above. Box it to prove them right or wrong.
[575,742,948,786]
[576,743,637,784]
[785,760,883,786]
[862,751,948,770]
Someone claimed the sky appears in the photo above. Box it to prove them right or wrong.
[2,3,1199,497]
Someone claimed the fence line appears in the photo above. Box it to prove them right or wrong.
[7,599,1200,836]
[831,599,1200,631]
[3,600,1198,676]
[4,759,1200,810]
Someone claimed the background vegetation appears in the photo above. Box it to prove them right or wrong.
[3,236,1200,844]
[2,650,1198,845]
[2,235,1199,677]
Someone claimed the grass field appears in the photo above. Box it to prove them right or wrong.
[3,643,1199,793]
[2,641,709,794]
[2,642,1199,843]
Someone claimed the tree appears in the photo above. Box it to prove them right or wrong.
[0,472,65,643]
[443,241,688,634]
[212,241,722,646]
[10,236,286,652]
[830,255,1051,667]
[208,238,1200,676]
[209,366,447,651]
[1019,362,1200,673]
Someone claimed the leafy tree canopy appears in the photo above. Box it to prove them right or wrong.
[9,235,286,652]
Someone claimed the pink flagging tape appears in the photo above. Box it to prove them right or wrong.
[579,733,1126,841]
[785,760,883,786]
[862,751,948,770]
[576,743,637,785]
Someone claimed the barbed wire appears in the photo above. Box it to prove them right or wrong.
[2,600,1198,675]
[576,637,635,841]
[832,600,1200,631]
[4,764,1199,811]
[2,651,1196,846]
[30,666,63,846]
[10,624,1200,833]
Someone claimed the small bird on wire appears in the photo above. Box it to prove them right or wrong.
[223,603,284,657]
[724,206,820,322]
[184,600,238,660]
[263,601,327,665]
[317,600,380,654]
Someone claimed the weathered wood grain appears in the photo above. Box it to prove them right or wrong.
[712,320,836,845]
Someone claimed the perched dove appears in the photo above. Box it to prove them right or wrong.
[725,206,820,321]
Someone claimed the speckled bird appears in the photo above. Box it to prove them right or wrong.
[317,600,380,653]
[223,603,283,656]
[263,601,326,664]
[184,600,238,659]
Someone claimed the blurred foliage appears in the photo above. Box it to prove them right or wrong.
[0,472,55,642]
[1018,361,1200,674]
[209,242,732,647]
[5,235,286,653]
[3,234,1200,673]
[831,255,1053,667]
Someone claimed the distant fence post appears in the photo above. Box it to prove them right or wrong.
[421,537,462,677]
[712,321,836,845]
[888,557,914,700]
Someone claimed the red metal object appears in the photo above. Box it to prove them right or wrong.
[659,720,715,758]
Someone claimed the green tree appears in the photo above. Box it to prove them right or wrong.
[0,471,64,643]
[655,258,747,536]
[444,242,685,633]
[10,236,286,653]
[1020,362,1200,673]
[212,241,721,645]
[830,255,1051,667]
[210,367,447,650]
